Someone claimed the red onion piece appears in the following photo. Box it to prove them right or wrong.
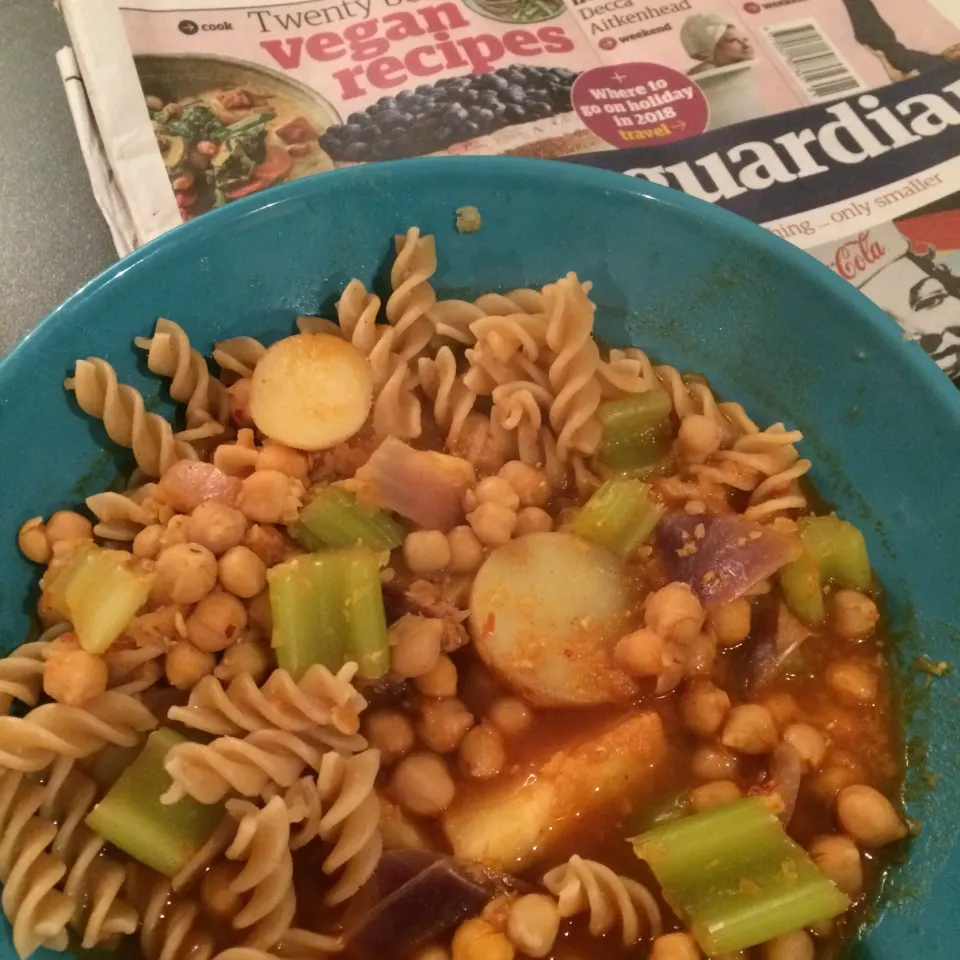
[155,460,241,512]
[769,742,802,824]
[657,514,800,609]
[361,437,473,531]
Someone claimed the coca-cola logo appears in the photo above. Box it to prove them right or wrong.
[833,232,885,281]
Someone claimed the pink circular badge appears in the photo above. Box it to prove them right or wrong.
[571,62,709,149]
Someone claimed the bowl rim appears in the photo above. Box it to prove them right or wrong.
[5,156,959,432]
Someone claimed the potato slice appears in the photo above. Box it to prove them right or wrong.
[249,333,372,450]
[443,710,666,871]
[470,532,639,706]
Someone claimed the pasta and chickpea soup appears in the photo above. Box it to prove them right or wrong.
[6,228,905,960]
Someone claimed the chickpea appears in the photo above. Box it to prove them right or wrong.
[831,589,879,640]
[760,930,814,960]
[689,779,742,813]
[475,476,520,511]
[364,709,416,764]
[759,692,799,730]
[390,615,444,679]
[215,640,273,684]
[614,628,668,678]
[391,752,456,817]
[453,918,515,960]
[680,679,731,737]
[165,641,216,689]
[676,414,722,464]
[238,469,303,524]
[650,932,701,960]
[506,894,560,958]
[186,592,248,652]
[783,724,827,772]
[200,863,243,917]
[45,510,93,545]
[415,654,458,698]
[246,588,273,637]
[188,502,247,556]
[43,649,108,705]
[219,546,267,598]
[153,543,218,605]
[826,660,878,705]
[243,524,288,567]
[18,518,50,563]
[468,503,517,548]
[835,784,907,847]
[417,698,475,753]
[132,524,165,559]
[487,697,533,738]
[808,835,863,896]
[445,526,484,574]
[690,744,740,782]
[684,631,717,677]
[721,704,779,755]
[257,441,309,483]
[404,531,452,574]
[499,461,549,507]
[515,507,552,537]
[160,514,191,549]
[459,723,506,779]
[709,598,752,646]
[811,764,862,806]
[645,583,705,642]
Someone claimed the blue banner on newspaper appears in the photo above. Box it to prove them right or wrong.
[564,64,960,226]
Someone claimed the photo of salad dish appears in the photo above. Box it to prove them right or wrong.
[136,56,340,220]
[464,0,565,24]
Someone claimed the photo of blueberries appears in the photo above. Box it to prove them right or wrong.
[318,65,578,163]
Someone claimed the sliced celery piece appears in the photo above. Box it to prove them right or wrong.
[85,728,224,877]
[270,553,346,679]
[47,543,154,653]
[342,547,390,679]
[269,547,389,681]
[298,486,403,551]
[570,477,663,559]
[632,798,849,955]
[799,516,871,591]
[779,553,825,625]
[84,743,142,791]
[598,390,672,442]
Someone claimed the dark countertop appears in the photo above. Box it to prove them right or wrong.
[0,0,116,357]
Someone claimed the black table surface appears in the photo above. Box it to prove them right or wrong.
[0,0,117,357]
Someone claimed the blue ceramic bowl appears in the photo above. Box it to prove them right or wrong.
[1,158,958,959]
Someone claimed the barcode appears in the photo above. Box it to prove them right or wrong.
[763,19,865,102]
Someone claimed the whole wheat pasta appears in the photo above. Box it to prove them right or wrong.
[386,228,438,362]
[0,642,50,716]
[135,318,229,431]
[66,358,198,477]
[213,337,267,381]
[418,345,477,447]
[542,855,662,947]
[127,866,216,960]
[0,692,158,773]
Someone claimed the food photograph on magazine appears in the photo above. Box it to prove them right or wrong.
[1,4,960,960]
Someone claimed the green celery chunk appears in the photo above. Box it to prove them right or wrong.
[342,547,390,680]
[598,390,672,441]
[799,516,871,591]
[269,547,389,681]
[270,553,346,679]
[632,798,849,955]
[47,543,154,653]
[779,553,825,625]
[85,728,224,877]
[84,743,142,791]
[570,477,663,559]
[298,486,403,551]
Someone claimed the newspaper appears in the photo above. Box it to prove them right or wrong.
[59,0,960,377]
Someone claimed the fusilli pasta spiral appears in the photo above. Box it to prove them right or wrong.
[66,358,198,477]
[0,692,158,772]
[418,346,477,447]
[386,228,437,362]
[542,855,662,947]
[166,664,367,739]
[162,727,364,805]
[543,274,603,460]
[0,642,48,716]
[213,338,267,381]
[0,770,75,958]
[128,867,216,960]
[135,319,230,432]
